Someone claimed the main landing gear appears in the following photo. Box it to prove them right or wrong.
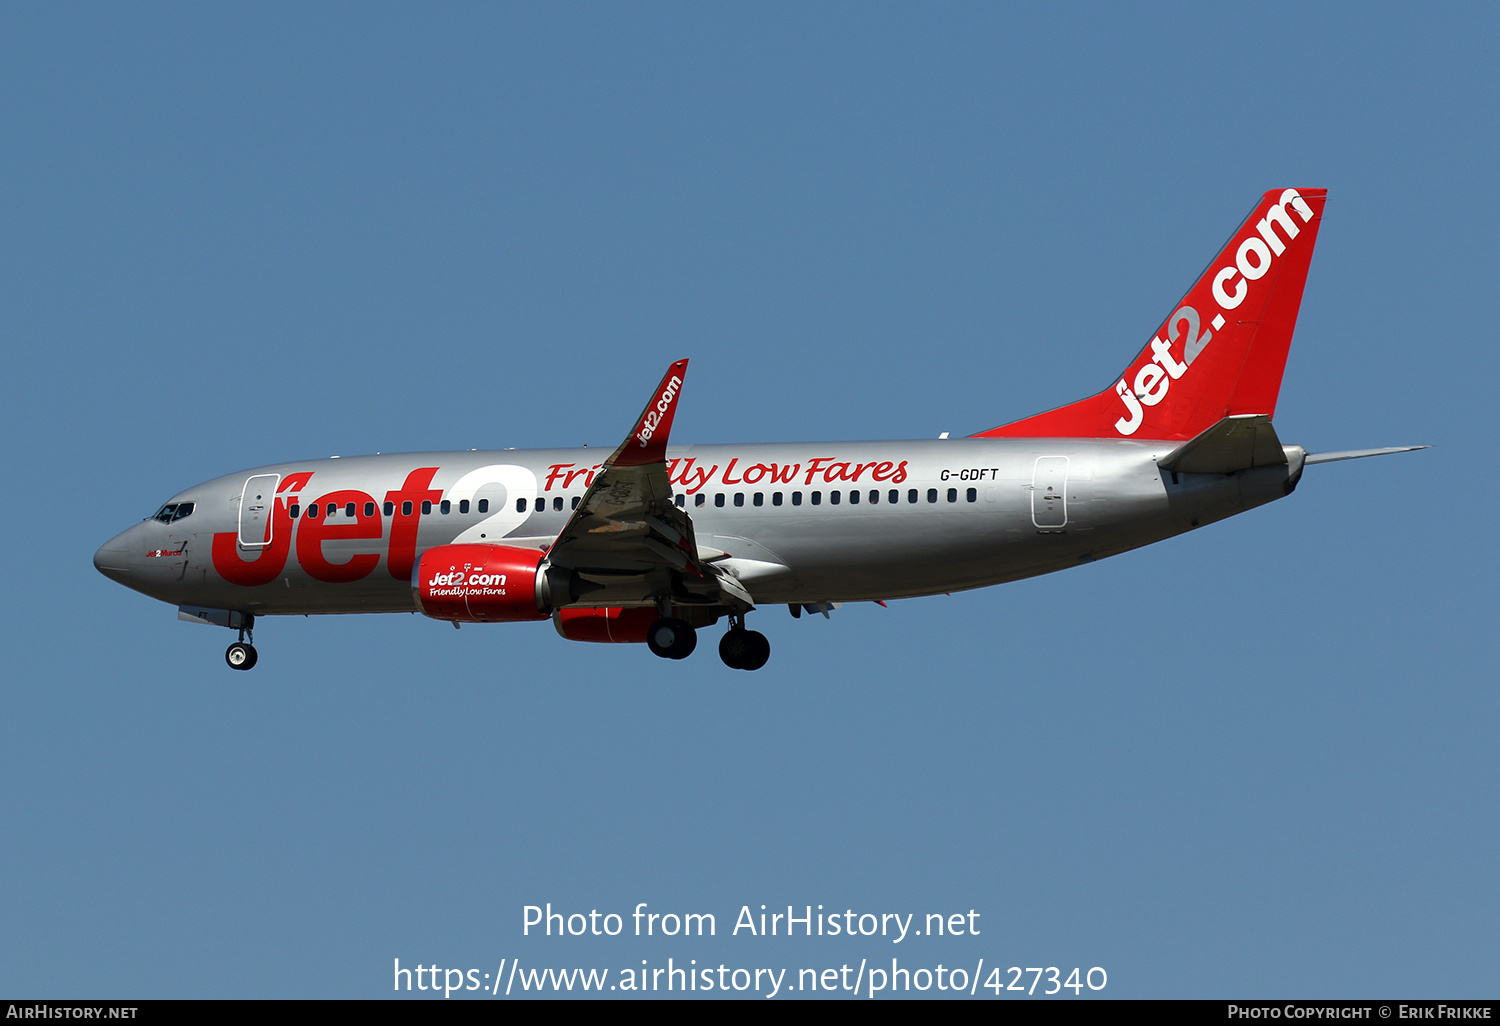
[719,615,770,671]
[646,617,698,660]
[225,618,258,671]
[645,612,771,670]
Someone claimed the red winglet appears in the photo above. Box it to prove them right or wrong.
[614,359,689,467]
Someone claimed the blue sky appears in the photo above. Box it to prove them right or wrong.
[2,3,1495,998]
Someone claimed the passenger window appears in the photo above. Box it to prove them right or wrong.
[733,493,744,507]
[947,488,958,503]
[307,503,319,519]
[830,490,841,505]
[326,503,337,517]
[533,497,544,512]
[289,503,300,519]
[346,502,357,517]
[792,492,802,506]
[362,501,373,517]
[402,501,413,516]
[908,489,918,503]
[753,492,763,506]
[384,501,394,516]
[773,492,783,506]
[478,499,489,513]
[848,490,859,504]
[572,496,581,510]
[459,499,470,514]
[553,496,563,511]
[927,489,938,503]
[439,500,450,514]
[674,495,685,508]
[421,501,432,515]
[715,494,725,507]
[966,487,977,502]
[516,498,526,513]
[889,490,899,504]
[811,491,822,505]
[695,493,706,507]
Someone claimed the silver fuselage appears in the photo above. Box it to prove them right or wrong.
[94,438,1297,617]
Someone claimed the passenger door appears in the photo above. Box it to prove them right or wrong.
[237,474,281,548]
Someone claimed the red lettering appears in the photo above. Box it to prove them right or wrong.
[565,467,591,488]
[721,458,743,485]
[742,463,768,485]
[803,457,833,486]
[849,462,876,482]
[869,461,896,481]
[824,462,851,483]
[891,460,909,485]
[278,471,314,494]
[211,496,293,586]
[771,463,799,484]
[544,464,574,490]
[296,490,382,583]
[670,457,716,494]
[385,467,442,581]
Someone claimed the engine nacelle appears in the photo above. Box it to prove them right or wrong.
[553,606,658,643]
[414,544,583,623]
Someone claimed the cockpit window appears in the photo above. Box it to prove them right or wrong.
[152,502,196,523]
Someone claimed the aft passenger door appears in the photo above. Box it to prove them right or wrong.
[1031,457,1068,530]
[237,474,280,548]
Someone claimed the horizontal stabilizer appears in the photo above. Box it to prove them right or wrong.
[1305,446,1429,465]
[1157,414,1286,474]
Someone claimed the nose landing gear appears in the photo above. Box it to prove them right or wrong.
[225,642,257,670]
[225,618,258,671]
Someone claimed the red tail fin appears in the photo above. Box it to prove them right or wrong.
[974,188,1327,442]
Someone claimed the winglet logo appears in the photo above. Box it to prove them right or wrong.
[1112,188,1318,436]
[637,375,682,448]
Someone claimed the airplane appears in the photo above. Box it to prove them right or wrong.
[94,187,1424,672]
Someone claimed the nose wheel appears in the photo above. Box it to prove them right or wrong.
[225,642,258,670]
[719,623,770,671]
[225,618,258,670]
[646,618,697,660]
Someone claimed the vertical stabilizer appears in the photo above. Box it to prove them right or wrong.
[974,188,1327,441]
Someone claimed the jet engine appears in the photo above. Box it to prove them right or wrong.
[552,606,658,643]
[414,544,587,622]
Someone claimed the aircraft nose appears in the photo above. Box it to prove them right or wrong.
[94,529,136,584]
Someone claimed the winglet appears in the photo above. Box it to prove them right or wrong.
[610,359,689,468]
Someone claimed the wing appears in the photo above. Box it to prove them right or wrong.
[545,360,754,610]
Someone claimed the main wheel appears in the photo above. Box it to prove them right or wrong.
[719,628,769,670]
[646,618,697,660]
[718,629,749,669]
[225,642,258,670]
[740,629,770,671]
